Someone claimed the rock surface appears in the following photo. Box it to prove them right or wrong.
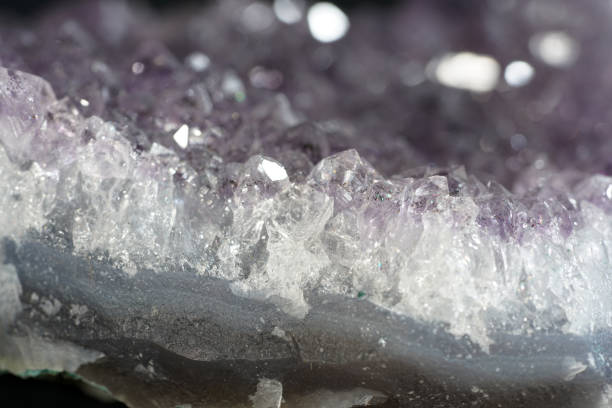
[0,0,611,407]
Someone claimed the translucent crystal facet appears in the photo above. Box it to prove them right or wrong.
[0,1,611,406]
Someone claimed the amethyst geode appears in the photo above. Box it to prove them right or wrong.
[0,0,611,407]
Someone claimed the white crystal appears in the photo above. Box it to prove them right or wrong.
[562,356,588,381]
[250,378,283,408]
[431,52,500,93]
[258,159,288,181]
[0,67,56,165]
[173,124,189,149]
[504,60,535,87]
[185,52,210,72]
[307,2,350,43]
[529,31,579,67]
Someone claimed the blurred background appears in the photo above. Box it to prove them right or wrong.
[0,0,399,16]
[1,0,610,406]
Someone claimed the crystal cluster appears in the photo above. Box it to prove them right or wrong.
[0,0,611,407]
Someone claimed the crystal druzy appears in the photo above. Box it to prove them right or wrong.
[0,0,611,407]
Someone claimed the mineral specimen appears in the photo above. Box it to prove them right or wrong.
[0,0,611,407]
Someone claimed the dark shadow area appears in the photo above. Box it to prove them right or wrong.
[0,0,405,17]
[0,373,126,408]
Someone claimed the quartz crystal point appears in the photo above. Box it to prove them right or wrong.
[0,0,611,407]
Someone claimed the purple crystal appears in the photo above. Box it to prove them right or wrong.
[0,1,611,407]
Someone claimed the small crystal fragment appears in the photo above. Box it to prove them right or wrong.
[250,378,283,408]
[257,159,288,181]
[173,124,189,149]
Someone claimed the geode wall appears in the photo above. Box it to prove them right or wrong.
[0,1,611,407]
